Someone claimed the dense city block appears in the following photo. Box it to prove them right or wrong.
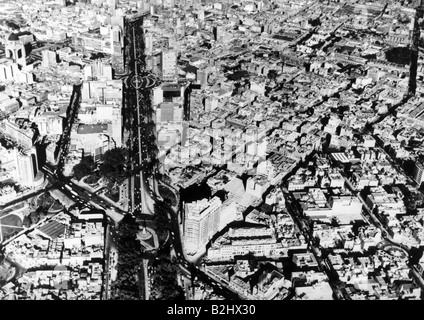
[0,0,424,301]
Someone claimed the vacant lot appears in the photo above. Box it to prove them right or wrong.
[1,214,23,239]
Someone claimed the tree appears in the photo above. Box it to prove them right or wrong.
[385,46,412,66]
[99,148,128,186]
[29,211,40,225]
[397,13,411,24]
[150,253,184,300]
[72,156,95,181]
[115,214,142,263]
[23,216,31,228]
[153,201,171,232]
[308,18,321,27]
[158,185,177,207]
[267,69,278,81]
[111,214,143,300]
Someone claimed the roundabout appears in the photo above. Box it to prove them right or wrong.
[137,225,159,251]
[135,218,162,252]
[125,72,158,90]
[384,245,408,260]
[138,224,152,240]
[377,240,409,261]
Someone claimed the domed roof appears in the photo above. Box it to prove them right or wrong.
[7,33,20,41]
[7,31,32,41]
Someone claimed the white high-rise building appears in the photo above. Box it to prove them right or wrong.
[161,50,177,82]
[41,50,57,68]
[110,25,123,56]
[184,197,222,255]
[183,196,238,255]
[83,60,113,81]
[145,32,153,56]
[15,147,41,187]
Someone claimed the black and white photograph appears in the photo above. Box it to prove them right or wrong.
[0,0,423,312]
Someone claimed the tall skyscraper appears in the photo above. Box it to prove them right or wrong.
[213,25,225,43]
[197,68,209,88]
[151,51,162,75]
[161,50,177,82]
[183,196,238,255]
[198,9,205,21]
[184,197,222,254]
[83,60,113,81]
[41,50,58,68]
[413,160,424,185]
[144,32,153,55]
[15,147,39,187]
[110,25,123,56]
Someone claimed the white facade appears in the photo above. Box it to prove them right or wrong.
[15,147,38,187]
[184,196,238,255]
[161,50,177,81]
[184,197,222,254]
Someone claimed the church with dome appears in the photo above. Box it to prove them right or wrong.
[4,31,34,67]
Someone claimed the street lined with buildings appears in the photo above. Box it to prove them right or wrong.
[1,0,424,302]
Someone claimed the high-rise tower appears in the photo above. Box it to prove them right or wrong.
[15,147,43,187]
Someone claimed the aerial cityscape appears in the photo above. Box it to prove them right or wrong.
[0,0,424,303]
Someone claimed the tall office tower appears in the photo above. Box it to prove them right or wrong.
[183,196,238,255]
[183,197,222,255]
[110,25,123,56]
[168,37,180,52]
[15,147,39,187]
[174,17,184,36]
[197,68,209,88]
[213,25,226,43]
[83,60,113,80]
[413,160,424,185]
[153,83,190,150]
[161,50,177,82]
[183,83,195,122]
[41,50,58,68]
[198,9,205,21]
[150,51,162,76]
[145,32,153,55]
